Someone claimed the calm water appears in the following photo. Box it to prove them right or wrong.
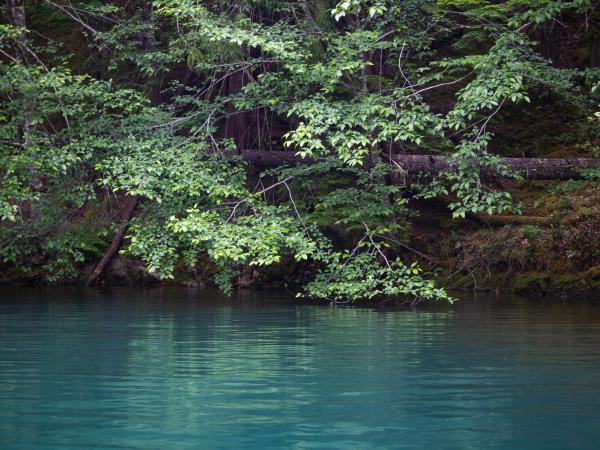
[1,288,600,449]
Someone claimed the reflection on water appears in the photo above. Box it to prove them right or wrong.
[1,288,600,449]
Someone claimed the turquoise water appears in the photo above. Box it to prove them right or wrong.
[1,288,600,449]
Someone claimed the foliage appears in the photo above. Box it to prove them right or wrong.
[302,247,451,303]
[0,0,597,300]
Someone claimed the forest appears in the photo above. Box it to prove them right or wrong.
[1,0,599,302]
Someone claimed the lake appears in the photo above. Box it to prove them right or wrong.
[1,288,600,449]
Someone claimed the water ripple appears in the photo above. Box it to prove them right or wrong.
[1,288,600,449]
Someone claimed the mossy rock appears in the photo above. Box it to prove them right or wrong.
[512,268,600,294]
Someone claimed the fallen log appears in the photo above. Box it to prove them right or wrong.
[86,195,139,286]
[236,151,597,180]
[475,215,549,226]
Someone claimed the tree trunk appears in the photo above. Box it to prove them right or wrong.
[139,0,161,104]
[223,69,253,150]
[6,0,28,63]
[87,0,154,286]
[86,195,139,286]
[234,151,597,180]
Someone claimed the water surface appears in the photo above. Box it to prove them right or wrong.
[1,288,600,449]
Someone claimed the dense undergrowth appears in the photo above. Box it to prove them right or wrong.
[423,179,600,293]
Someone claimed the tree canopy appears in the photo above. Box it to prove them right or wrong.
[0,0,598,301]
